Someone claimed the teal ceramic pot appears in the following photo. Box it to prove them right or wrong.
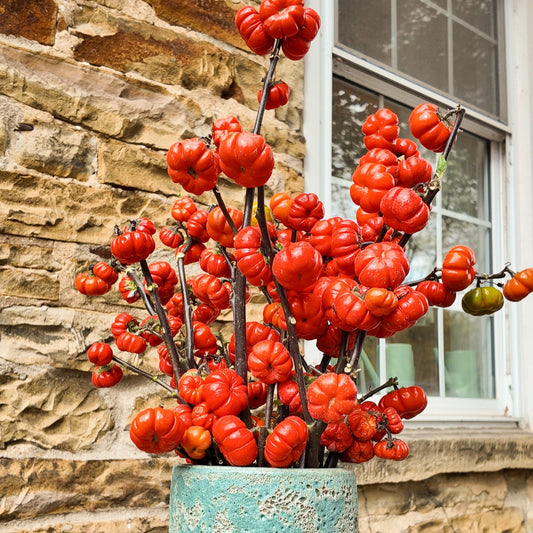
[169,465,358,533]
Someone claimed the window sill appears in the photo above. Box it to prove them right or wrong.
[349,427,533,485]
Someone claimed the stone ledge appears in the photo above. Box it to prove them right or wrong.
[6,506,169,533]
[352,428,533,485]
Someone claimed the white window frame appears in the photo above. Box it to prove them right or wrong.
[303,0,533,426]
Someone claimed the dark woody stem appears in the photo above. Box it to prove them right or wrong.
[139,259,185,384]
[213,186,240,234]
[174,244,196,370]
[346,330,367,375]
[334,330,351,373]
[254,39,282,134]
[257,383,276,467]
[218,245,236,277]
[112,354,179,397]
[251,39,319,462]
[359,376,398,403]
[230,40,284,429]
[127,269,156,316]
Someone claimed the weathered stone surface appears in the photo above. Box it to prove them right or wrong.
[0,45,198,149]
[145,0,244,49]
[360,507,526,533]
[0,266,59,300]
[447,508,525,533]
[0,231,67,309]
[0,44,305,157]
[0,0,58,45]
[98,139,171,195]
[358,469,530,533]
[74,29,234,93]
[0,170,173,244]
[68,4,267,99]
[0,95,90,180]
[0,235,61,271]
[0,457,175,521]
[8,120,97,180]
[0,304,113,368]
[359,471,507,518]
[92,0,125,9]
[0,368,113,451]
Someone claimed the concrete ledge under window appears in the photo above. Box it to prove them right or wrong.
[350,428,533,485]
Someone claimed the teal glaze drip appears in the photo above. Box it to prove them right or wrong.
[169,465,358,533]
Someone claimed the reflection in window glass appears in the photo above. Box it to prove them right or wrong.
[444,310,495,398]
[336,0,504,118]
[453,23,499,116]
[443,132,490,219]
[332,79,378,182]
[405,216,437,282]
[337,0,391,64]
[358,336,380,394]
[452,0,496,37]
[388,309,439,396]
[442,217,492,273]
[331,180,356,219]
[398,0,448,92]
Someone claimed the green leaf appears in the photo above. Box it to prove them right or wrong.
[436,154,447,178]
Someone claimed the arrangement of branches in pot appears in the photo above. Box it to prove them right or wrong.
[75,0,533,469]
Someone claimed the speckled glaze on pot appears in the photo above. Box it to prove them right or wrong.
[169,465,358,533]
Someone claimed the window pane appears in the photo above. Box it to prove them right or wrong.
[398,0,448,92]
[452,0,496,37]
[442,132,490,219]
[453,23,499,115]
[443,310,495,398]
[405,215,437,282]
[332,79,378,181]
[383,98,414,139]
[442,217,492,272]
[358,336,380,393]
[331,180,356,218]
[387,309,440,395]
[337,0,391,65]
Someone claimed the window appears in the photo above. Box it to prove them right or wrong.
[304,0,517,420]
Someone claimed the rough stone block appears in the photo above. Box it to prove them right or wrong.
[74,29,234,93]
[448,508,525,533]
[0,45,197,149]
[68,4,266,101]
[0,457,174,521]
[98,139,172,195]
[145,0,244,49]
[0,368,113,451]
[0,236,61,271]
[0,266,59,301]
[8,512,169,533]
[0,304,113,368]
[355,429,533,485]
[8,120,97,180]
[0,170,173,245]
[0,44,304,159]
[0,0,58,45]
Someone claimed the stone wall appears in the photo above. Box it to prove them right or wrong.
[1,1,532,532]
